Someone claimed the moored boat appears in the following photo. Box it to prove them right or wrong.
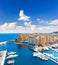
[7,60,14,64]
[7,54,18,59]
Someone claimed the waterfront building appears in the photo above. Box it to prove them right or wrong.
[17,33,57,46]
[54,35,58,43]
[28,34,37,44]
[45,34,56,45]
[17,34,29,42]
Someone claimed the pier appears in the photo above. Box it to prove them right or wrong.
[33,51,58,64]
[43,53,58,64]
[0,50,7,65]
[0,41,8,45]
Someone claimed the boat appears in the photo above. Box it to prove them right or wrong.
[33,52,39,57]
[7,52,16,55]
[33,52,48,61]
[43,47,49,50]
[7,60,14,64]
[7,54,18,59]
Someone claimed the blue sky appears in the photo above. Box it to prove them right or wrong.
[0,0,58,33]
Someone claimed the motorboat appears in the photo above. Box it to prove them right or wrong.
[7,54,18,59]
[7,60,14,64]
[7,52,16,55]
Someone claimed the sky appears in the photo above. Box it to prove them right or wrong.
[0,0,58,33]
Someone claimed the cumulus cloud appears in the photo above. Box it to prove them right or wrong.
[24,21,36,30]
[18,10,37,31]
[0,22,25,33]
[0,22,36,33]
[0,22,17,30]
[37,18,40,21]
[37,18,49,25]
[37,18,58,26]
[37,26,58,33]
[24,21,31,27]
[0,22,58,33]
[30,25,36,31]
[49,19,58,25]
[18,10,30,21]
[0,9,58,33]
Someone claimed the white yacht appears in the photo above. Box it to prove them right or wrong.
[7,52,16,55]
[33,52,48,60]
[7,54,18,59]
[33,52,38,57]
[7,60,14,64]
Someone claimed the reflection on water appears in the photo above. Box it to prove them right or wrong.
[17,44,26,48]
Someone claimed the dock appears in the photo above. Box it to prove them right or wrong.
[0,41,7,45]
[43,53,58,64]
[33,51,58,64]
[0,50,7,65]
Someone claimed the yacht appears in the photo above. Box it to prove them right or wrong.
[7,52,16,55]
[33,52,38,57]
[7,60,14,64]
[7,54,18,59]
[33,52,48,60]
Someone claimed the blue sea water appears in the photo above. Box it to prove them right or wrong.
[0,34,58,65]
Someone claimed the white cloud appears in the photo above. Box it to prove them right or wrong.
[0,9,58,33]
[37,18,49,25]
[24,21,31,27]
[0,22,17,30]
[24,21,36,30]
[18,10,30,21]
[49,19,58,25]
[0,22,35,33]
[37,18,40,21]
[0,22,58,33]
[37,18,58,26]
[0,22,24,33]
[30,25,36,31]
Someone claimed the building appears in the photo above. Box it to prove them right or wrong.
[42,34,56,46]
[54,35,58,43]
[17,33,57,46]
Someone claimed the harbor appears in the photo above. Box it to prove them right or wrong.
[1,41,58,65]
[0,33,58,65]
[0,41,58,65]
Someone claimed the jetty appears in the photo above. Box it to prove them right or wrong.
[0,41,7,45]
[33,51,48,60]
[0,50,7,65]
[43,53,58,64]
[33,51,58,64]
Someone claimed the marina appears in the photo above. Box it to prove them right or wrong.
[33,47,58,64]
[0,34,58,65]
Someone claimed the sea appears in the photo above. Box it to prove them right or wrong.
[0,34,58,65]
